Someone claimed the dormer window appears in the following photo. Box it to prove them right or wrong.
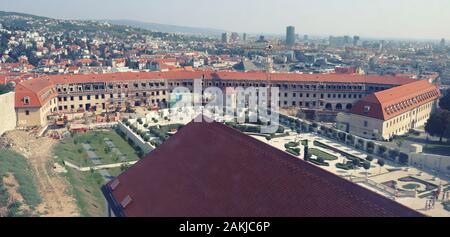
[23,96,30,105]
[363,105,371,113]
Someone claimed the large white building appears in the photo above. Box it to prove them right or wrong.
[344,80,440,140]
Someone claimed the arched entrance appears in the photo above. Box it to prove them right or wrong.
[346,103,353,110]
[325,103,333,110]
[335,103,343,110]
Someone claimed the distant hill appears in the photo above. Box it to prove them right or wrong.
[106,19,225,35]
[0,10,49,19]
[0,11,173,39]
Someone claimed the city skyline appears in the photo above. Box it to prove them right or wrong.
[1,0,450,40]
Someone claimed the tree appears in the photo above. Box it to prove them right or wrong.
[378,146,387,156]
[377,159,385,175]
[439,89,450,111]
[366,155,374,162]
[425,110,450,143]
[0,83,14,95]
[352,158,360,167]
[363,161,371,178]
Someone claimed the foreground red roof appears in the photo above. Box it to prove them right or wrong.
[102,118,423,217]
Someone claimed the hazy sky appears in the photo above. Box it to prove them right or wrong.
[1,0,449,39]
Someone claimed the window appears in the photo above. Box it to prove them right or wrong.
[364,121,368,127]
[25,110,30,116]
[23,97,30,105]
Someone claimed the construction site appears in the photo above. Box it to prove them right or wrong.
[0,89,163,216]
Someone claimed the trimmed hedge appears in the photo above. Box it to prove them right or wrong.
[308,158,330,167]
[286,148,300,156]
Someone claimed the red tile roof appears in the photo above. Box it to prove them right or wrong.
[34,71,415,85]
[15,78,57,108]
[350,80,440,120]
[102,118,423,217]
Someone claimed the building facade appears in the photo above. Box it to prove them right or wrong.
[14,71,432,131]
[0,92,17,135]
[345,80,440,140]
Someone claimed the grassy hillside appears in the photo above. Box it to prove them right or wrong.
[0,149,42,216]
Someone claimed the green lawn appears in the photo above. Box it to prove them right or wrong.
[309,148,338,161]
[0,149,42,211]
[55,131,140,166]
[62,168,106,217]
[107,166,129,177]
[54,130,141,217]
[402,183,420,190]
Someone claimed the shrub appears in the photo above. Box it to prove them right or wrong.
[291,147,300,154]
[120,164,129,172]
[137,118,143,124]
[286,148,300,156]
[362,161,371,170]
[308,158,329,167]
[347,134,354,142]
[276,126,285,133]
[399,152,409,164]
[389,149,400,159]
[378,146,387,155]
[352,158,360,167]
[355,143,363,150]
[338,132,346,141]
[284,142,299,149]
[336,163,352,170]
[366,155,374,161]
